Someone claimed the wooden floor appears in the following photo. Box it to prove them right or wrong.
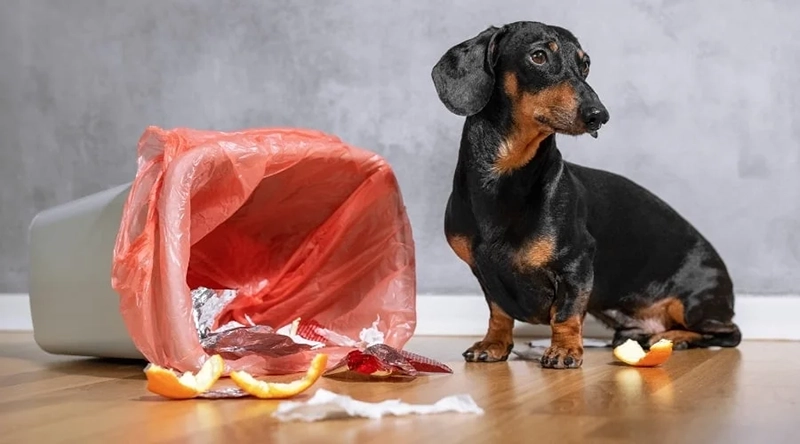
[2,332,800,444]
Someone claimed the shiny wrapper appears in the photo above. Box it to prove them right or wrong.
[324,344,452,380]
[201,325,312,360]
[197,387,251,399]
[191,287,239,340]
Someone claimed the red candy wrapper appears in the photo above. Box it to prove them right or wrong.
[323,344,452,380]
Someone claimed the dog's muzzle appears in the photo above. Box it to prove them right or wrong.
[580,104,610,138]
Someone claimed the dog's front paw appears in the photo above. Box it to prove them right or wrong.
[541,345,583,369]
[463,340,513,362]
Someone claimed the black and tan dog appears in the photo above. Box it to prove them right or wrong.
[431,21,741,369]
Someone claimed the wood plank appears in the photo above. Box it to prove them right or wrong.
[1,332,799,443]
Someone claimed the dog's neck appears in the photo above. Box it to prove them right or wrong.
[456,114,564,241]
[460,112,564,195]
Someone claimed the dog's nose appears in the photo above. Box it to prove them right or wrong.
[581,105,610,131]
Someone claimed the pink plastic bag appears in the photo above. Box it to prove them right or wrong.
[111,126,416,375]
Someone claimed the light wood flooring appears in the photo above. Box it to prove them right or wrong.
[1,332,799,443]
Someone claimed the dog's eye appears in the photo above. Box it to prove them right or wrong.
[581,59,591,75]
[531,50,547,65]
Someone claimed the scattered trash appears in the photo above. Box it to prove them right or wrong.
[202,325,313,360]
[527,338,610,348]
[229,354,329,399]
[143,353,329,400]
[324,344,452,380]
[514,338,610,361]
[144,355,225,400]
[511,348,544,361]
[272,389,484,422]
[191,287,240,340]
[188,288,449,382]
[613,338,674,367]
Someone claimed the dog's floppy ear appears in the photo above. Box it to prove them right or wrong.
[432,26,507,116]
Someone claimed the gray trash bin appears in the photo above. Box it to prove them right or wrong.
[28,183,143,359]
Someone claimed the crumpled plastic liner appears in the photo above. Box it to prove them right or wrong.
[272,389,484,422]
[111,126,416,376]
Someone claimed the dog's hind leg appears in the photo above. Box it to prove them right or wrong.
[642,291,741,350]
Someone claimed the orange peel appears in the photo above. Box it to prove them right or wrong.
[144,354,225,399]
[230,353,328,399]
[613,338,673,367]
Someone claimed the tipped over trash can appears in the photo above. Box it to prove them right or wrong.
[111,126,416,376]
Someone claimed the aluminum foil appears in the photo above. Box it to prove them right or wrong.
[201,325,312,360]
[197,387,250,399]
[191,287,239,340]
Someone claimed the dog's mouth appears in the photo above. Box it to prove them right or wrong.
[536,114,599,138]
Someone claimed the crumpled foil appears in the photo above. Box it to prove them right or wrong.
[201,325,312,360]
[197,387,250,399]
[191,287,239,340]
[189,288,448,382]
[191,287,313,360]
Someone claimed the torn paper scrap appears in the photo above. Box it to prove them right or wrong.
[514,338,609,361]
[527,338,609,348]
[272,389,484,422]
[358,316,385,347]
[275,318,326,349]
[512,348,544,361]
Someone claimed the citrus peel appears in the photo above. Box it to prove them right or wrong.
[144,354,225,399]
[613,338,673,367]
[230,353,328,399]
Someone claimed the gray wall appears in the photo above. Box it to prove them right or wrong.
[1,0,798,295]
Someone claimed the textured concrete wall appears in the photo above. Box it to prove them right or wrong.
[1,0,798,295]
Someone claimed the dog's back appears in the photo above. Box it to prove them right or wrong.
[566,162,740,347]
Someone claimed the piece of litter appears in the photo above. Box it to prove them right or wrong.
[312,326,360,347]
[191,287,240,340]
[197,387,250,399]
[512,348,544,361]
[272,389,484,422]
[514,338,609,361]
[201,325,311,359]
[358,316,386,347]
[527,338,609,348]
[323,344,452,380]
[276,318,326,350]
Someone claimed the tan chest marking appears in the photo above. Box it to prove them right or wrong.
[492,73,577,175]
[514,235,556,270]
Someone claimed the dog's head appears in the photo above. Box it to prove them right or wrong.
[432,21,609,138]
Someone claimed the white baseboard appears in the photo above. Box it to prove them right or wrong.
[0,294,34,331]
[2,293,799,340]
[414,294,800,340]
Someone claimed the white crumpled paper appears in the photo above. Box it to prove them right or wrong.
[527,338,609,348]
[272,389,484,422]
[512,338,610,360]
